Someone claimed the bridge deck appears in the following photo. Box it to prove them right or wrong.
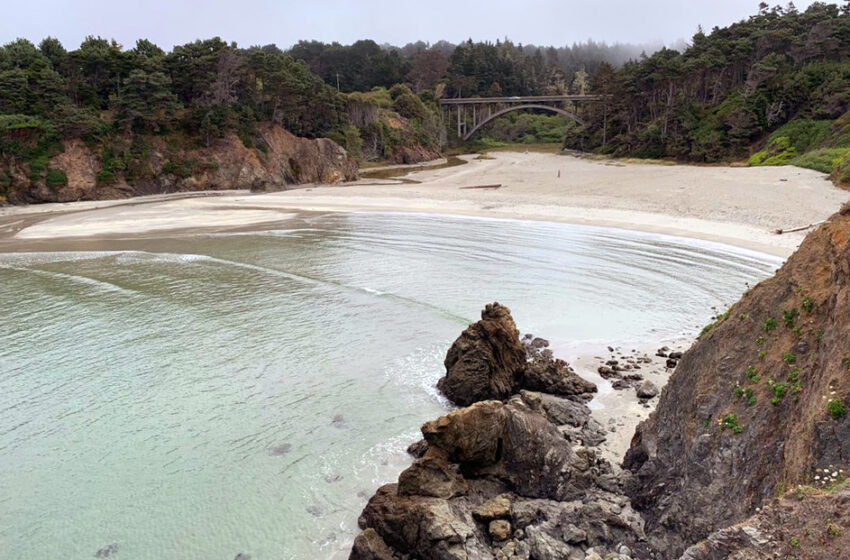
[439,95,602,105]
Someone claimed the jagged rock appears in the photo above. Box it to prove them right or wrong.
[349,528,394,560]
[526,525,581,559]
[407,439,428,458]
[523,357,597,398]
[438,303,527,406]
[636,380,659,399]
[352,303,649,560]
[473,495,512,521]
[564,524,587,544]
[398,447,468,498]
[423,398,580,500]
[489,520,513,541]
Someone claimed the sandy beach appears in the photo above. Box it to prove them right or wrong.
[2,151,847,460]
[3,152,848,256]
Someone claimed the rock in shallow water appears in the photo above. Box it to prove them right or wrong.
[437,302,527,406]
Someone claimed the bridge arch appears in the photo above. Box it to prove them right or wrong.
[462,104,585,141]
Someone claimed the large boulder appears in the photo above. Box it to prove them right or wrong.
[437,303,527,406]
[523,356,597,398]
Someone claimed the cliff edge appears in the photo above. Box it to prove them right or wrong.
[624,203,850,557]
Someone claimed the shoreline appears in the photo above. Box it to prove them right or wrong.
[1,151,847,257]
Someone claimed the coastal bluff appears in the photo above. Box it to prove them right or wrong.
[350,205,850,560]
[5,124,358,204]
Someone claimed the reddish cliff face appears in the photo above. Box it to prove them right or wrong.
[6,124,358,204]
[624,205,850,557]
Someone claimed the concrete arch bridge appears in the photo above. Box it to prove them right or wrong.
[439,95,602,141]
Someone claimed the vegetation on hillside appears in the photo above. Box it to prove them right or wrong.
[564,2,850,186]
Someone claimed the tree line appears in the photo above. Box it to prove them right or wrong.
[568,1,850,173]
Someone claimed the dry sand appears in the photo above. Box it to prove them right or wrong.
[2,151,847,460]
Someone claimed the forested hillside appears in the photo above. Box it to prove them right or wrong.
[6,3,850,204]
[567,2,850,186]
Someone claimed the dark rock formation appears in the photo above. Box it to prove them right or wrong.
[635,380,659,400]
[352,303,645,560]
[437,303,527,406]
[437,302,596,406]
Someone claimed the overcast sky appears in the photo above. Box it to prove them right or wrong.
[1,0,833,51]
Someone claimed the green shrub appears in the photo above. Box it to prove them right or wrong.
[802,296,815,313]
[769,379,790,404]
[791,147,850,174]
[720,414,743,434]
[783,308,799,329]
[783,352,797,365]
[749,136,797,166]
[161,159,193,179]
[763,317,777,332]
[828,399,847,420]
[45,168,67,188]
[746,366,760,383]
[96,169,116,185]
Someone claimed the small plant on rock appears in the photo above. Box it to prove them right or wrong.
[768,379,790,405]
[827,520,841,538]
[783,308,799,329]
[790,536,800,547]
[720,414,743,434]
[763,317,778,332]
[746,366,761,383]
[828,398,847,420]
[802,296,815,313]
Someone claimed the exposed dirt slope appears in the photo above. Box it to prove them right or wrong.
[624,204,850,557]
[680,486,850,560]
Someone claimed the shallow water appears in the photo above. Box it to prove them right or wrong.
[0,213,781,559]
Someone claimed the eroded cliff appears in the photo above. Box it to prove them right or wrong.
[4,124,357,204]
[624,204,850,557]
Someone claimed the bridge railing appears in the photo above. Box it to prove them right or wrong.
[439,95,604,105]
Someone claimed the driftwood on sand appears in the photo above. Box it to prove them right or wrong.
[773,220,826,234]
[459,184,502,190]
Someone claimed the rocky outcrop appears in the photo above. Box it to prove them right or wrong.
[624,208,850,557]
[8,124,357,204]
[437,303,527,405]
[351,304,644,560]
[437,303,596,406]
[680,488,850,560]
[351,208,850,560]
